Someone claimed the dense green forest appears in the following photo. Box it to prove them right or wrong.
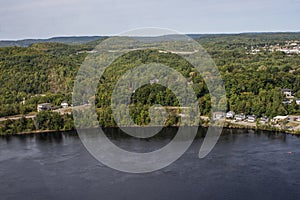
[1,33,300,134]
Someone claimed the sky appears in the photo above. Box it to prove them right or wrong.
[0,0,299,40]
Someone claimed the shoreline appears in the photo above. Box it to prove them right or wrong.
[2,122,299,136]
[1,112,300,136]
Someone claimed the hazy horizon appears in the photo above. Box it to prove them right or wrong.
[1,0,299,40]
[1,30,300,41]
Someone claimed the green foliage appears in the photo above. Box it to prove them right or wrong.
[1,33,300,133]
[0,43,92,116]
[0,117,35,135]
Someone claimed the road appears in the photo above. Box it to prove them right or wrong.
[0,105,89,122]
[0,114,36,122]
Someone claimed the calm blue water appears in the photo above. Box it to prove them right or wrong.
[0,128,300,200]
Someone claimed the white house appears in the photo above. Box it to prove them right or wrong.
[226,111,235,119]
[272,116,288,123]
[282,99,292,104]
[247,115,257,123]
[235,113,246,121]
[281,89,293,98]
[61,101,68,108]
[260,116,269,124]
[213,112,225,120]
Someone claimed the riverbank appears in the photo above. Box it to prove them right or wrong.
[217,120,300,135]
[2,123,300,136]
[1,113,300,136]
[12,129,74,135]
[200,117,300,135]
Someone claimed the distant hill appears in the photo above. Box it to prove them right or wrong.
[0,32,299,47]
[0,36,106,47]
[0,35,203,47]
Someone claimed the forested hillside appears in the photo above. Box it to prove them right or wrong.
[1,33,300,134]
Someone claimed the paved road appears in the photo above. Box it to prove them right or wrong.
[0,105,89,122]
[0,114,36,122]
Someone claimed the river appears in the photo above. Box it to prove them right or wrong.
[0,128,300,200]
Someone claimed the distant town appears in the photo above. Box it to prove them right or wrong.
[249,40,300,55]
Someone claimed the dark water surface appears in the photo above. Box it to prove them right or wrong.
[1,128,300,200]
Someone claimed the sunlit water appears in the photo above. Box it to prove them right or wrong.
[0,128,300,200]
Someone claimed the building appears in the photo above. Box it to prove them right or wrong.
[260,116,269,124]
[282,99,292,104]
[272,116,288,123]
[287,115,300,122]
[37,103,52,112]
[213,112,225,120]
[226,111,235,119]
[21,97,26,105]
[289,49,300,54]
[150,78,159,85]
[281,89,293,98]
[247,115,257,123]
[235,113,246,121]
[61,101,68,108]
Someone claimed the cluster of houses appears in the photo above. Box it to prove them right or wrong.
[223,111,261,123]
[249,40,300,55]
[212,88,300,125]
[213,111,263,123]
[281,89,300,105]
[215,110,300,125]
[37,101,69,112]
